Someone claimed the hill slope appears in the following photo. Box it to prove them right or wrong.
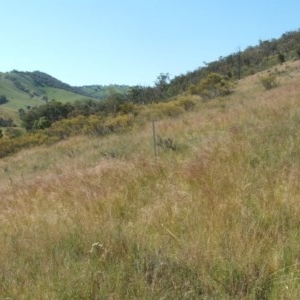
[1,60,300,298]
[1,28,299,121]
[0,70,130,111]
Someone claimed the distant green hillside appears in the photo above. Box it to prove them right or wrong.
[0,70,130,112]
[79,84,130,100]
[0,71,92,114]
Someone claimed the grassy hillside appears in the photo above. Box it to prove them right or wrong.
[0,72,42,110]
[0,71,97,115]
[1,60,300,298]
[0,71,129,123]
[80,84,130,100]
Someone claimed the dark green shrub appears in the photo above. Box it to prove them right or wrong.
[156,135,178,151]
[0,95,8,104]
[33,116,51,130]
[278,53,285,64]
[296,48,300,59]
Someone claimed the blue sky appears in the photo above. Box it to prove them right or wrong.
[1,0,299,87]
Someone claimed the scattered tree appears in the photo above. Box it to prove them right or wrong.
[155,73,170,94]
[0,95,8,104]
[33,116,51,130]
[20,100,74,131]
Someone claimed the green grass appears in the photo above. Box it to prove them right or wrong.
[0,75,40,109]
[42,86,96,103]
[0,105,20,122]
[0,72,100,127]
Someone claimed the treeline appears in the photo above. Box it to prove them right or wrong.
[18,93,135,131]
[16,83,163,132]
[2,28,300,157]
[0,94,196,157]
[117,29,300,104]
[6,29,300,106]
[19,70,234,132]
[155,28,300,96]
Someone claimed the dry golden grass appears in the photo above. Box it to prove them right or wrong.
[2,60,300,298]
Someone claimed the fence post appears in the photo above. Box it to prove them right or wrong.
[152,119,157,161]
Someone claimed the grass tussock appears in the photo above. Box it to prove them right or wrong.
[2,60,300,298]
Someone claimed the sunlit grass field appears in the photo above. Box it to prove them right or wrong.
[1,61,300,298]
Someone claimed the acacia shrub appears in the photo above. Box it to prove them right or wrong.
[103,114,135,133]
[189,73,235,100]
[0,133,49,158]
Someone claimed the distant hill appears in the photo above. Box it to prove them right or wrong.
[79,84,130,100]
[0,70,130,112]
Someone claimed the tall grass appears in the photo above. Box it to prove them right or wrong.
[1,60,300,298]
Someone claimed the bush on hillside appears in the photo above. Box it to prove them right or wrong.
[104,114,134,133]
[156,135,178,151]
[178,97,196,111]
[0,95,8,104]
[5,127,24,138]
[296,48,300,59]
[33,116,52,130]
[20,100,74,131]
[0,117,14,127]
[0,133,50,158]
[278,53,285,64]
[259,72,278,90]
[189,73,235,100]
